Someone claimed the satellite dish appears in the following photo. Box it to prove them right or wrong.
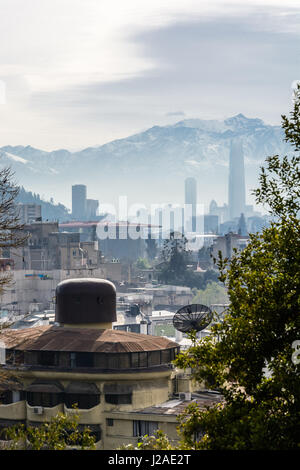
[173,304,213,333]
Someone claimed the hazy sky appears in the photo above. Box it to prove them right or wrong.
[0,0,299,150]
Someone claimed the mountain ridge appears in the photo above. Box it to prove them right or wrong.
[0,114,291,208]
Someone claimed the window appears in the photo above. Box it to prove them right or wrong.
[161,349,171,364]
[148,350,161,367]
[26,392,62,408]
[0,391,21,404]
[65,393,100,410]
[39,351,58,367]
[106,418,114,427]
[139,352,148,368]
[133,420,158,437]
[13,350,24,365]
[70,352,94,368]
[26,383,64,407]
[131,352,139,368]
[105,394,132,405]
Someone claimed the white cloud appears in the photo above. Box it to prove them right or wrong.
[0,0,299,148]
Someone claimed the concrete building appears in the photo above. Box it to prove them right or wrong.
[0,265,123,316]
[59,221,98,242]
[209,200,229,225]
[228,139,246,220]
[9,222,102,272]
[184,177,197,232]
[86,199,99,220]
[0,278,222,449]
[72,185,87,221]
[210,232,249,260]
[17,204,42,224]
[98,223,147,262]
[204,214,219,234]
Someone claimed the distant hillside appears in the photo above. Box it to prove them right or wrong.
[16,187,72,222]
[0,114,292,208]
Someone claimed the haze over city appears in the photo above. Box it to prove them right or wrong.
[0,0,299,453]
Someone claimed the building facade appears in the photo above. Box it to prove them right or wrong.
[0,278,198,449]
[228,139,246,220]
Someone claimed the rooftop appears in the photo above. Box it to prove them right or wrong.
[0,325,179,354]
[116,391,223,417]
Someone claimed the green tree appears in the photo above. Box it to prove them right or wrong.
[192,281,229,306]
[4,409,96,450]
[0,167,28,292]
[119,86,300,453]
[0,167,28,391]
[145,234,157,261]
[172,85,300,450]
[158,231,190,285]
[135,257,151,270]
[157,232,219,289]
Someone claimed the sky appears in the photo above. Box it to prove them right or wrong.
[0,0,299,150]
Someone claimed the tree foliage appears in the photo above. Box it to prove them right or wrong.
[0,167,28,388]
[172,84,300,450]
[158,232,218,289]
[4,409,96,450]
[0,167,28,293]
[192,282,229,306]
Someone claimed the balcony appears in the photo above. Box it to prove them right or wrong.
[0,400,26,421]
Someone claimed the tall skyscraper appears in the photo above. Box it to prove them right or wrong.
[72,184,87,220]
[228,139,246,220]
[184,177,197,232]
[86,199,99,220]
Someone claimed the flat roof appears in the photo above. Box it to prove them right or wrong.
[116,391,223,417]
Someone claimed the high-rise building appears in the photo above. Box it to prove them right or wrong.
[228,139,246,220]
[72,184,87,220]
[86,199,99,220]
[184,177,197,232]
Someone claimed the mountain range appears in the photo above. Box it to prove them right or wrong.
[0,114,291,212]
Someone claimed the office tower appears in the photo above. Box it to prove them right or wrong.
[228,139,246,220]
[72,184,87,220]
[86,199,99,220]
[184,177,197,232]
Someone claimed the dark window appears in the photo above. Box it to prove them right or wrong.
[161,349,171,364]
[39,351,58,367]
[5,350,14,365]
[70,352,94,368]
[133,420,158,437]
[106,418,114,427]
[148,350,161,367]
[131,352,139,368]
[0,391,12,404]
[107,354,120,369]
[95,353,107,368]
[13,350,24,365]
[139,352,147,368]
[0,390,25,404]
[26,392,62,407]
[105,394,132,405]
[65,393,100,410]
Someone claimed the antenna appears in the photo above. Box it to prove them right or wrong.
[173,304,213,333]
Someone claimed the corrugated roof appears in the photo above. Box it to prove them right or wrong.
[0,326,179,353]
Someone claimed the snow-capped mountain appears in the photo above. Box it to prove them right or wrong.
[0,114,291,209]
